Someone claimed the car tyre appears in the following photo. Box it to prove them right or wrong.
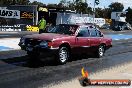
[96,45,105,58]
[57,47,69,64]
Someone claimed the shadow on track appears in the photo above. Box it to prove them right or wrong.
[1,54,98,68]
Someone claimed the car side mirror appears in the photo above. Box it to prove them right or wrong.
[77,33,83,37]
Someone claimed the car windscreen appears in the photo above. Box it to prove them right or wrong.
[46,25,77,35]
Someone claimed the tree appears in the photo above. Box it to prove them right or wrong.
[109,2,124,12]
[0,0,30,5]
[126,7,132,23]
[95,8,103,18]
[103,8,112,19]
[0,0,13,5]
[87,7,93,15]
[19,0,30,5]
[47,4,58,8]
[58,3,65,8]
[60,0,67,6]
[67,1,75,10]
[30,1,45,6]
[75,2,88,14]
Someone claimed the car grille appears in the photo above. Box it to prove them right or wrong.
[25,38,42,46]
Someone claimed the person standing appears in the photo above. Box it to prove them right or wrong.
[38,17,46,34]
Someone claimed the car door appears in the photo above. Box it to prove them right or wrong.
[73,27,90,54]
[89,29,102,52]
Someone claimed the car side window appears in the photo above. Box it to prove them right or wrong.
[77,27,90,37]
[89,29,97,37]
[96,30,102,37]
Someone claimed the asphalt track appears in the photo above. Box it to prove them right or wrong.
[0,30,132,88]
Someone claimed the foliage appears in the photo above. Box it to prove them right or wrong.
[109,2,124,12]
[0,0,30,5]
[95,8,103,18]
[75,2,88,14]
[29,1,45,6]
[126,7,132,23]
[103,8,112,19]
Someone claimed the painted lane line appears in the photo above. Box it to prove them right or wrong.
[0,38,20,51]
[0,35,11,36]
[107,34,132,40]
[114,39,120,40]
[125,38,129,40]
[119,34,123,35]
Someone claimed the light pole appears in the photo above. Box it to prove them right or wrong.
[32,0,35,25]
[33,6,35,25]
[93,0,99,24]
[93,0,96,24]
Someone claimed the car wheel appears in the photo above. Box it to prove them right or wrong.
[58,47,69,64]
[96,45,105,58]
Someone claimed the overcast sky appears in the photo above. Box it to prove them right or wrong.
[30,0,132,10]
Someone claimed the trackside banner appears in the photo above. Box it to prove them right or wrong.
[0,25,26,31]
[0,7,20,19]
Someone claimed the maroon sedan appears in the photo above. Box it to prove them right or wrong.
[19,24,112,64]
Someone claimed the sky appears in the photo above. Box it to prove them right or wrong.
[30,0,132,10]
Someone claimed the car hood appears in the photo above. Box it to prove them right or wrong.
[24,33,69,41]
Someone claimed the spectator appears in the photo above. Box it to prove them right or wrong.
[38,17,46,34]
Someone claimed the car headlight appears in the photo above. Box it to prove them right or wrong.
[40,41,48,47]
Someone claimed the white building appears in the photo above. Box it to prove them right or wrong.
[56,13,105,27]
[111,12,127,22]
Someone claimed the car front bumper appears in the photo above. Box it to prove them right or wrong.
[19,43,59,57]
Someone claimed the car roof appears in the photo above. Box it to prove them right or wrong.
[59,23,94,27]
[59,24,99,30]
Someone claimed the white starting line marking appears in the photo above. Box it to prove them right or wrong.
[107,34,132,40]
[0,38,20,51]
[114,39,120,40]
